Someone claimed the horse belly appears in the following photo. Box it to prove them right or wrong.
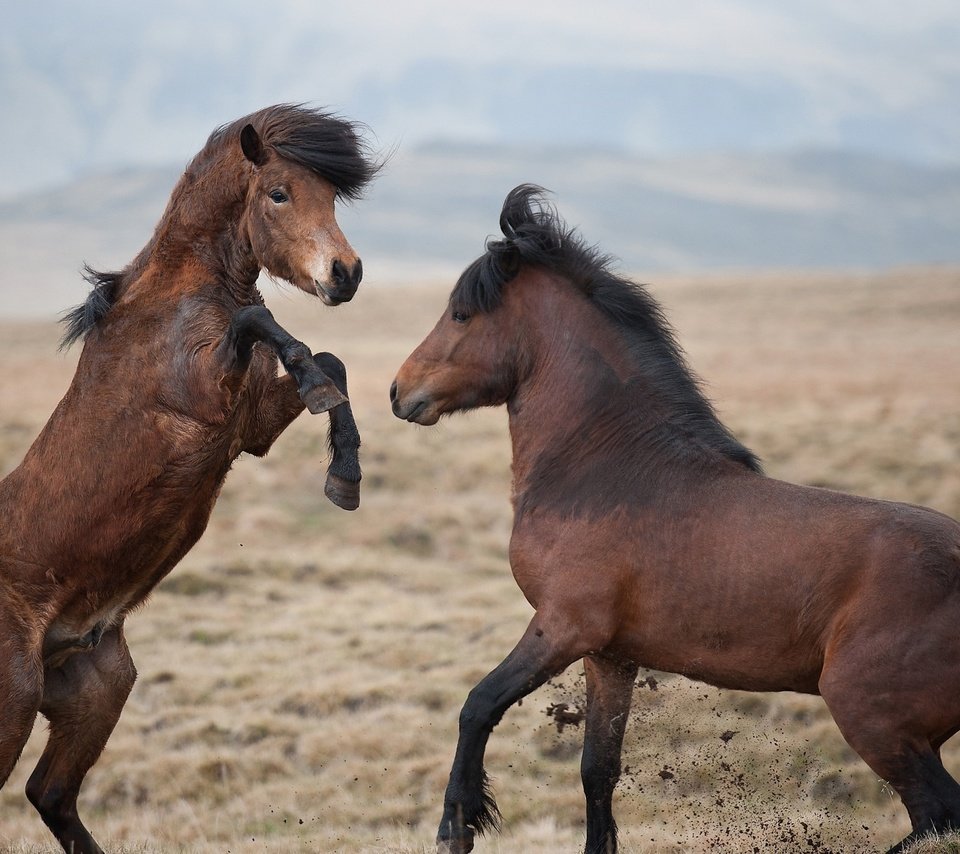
[627,491,960,694]
[605,587,825,694]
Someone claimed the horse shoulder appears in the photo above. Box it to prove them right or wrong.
[509,505,639,618]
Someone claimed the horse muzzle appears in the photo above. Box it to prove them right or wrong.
[390,379,439,425]
[315,258,363,305]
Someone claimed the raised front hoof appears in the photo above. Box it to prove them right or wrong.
[437,833,475,854]
[324,474,360,511]
[301,383,347,415]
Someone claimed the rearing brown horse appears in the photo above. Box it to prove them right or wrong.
[391,185,960,854]
[0,104,378,853]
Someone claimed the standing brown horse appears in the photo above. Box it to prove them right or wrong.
[391,185,960,854]
[0,104,378,853]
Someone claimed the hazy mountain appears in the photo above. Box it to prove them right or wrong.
[1,144,957,319]
[3,2,959,198]
[351,144,960,270]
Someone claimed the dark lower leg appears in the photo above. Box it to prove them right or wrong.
[438,614,588,853]
[581,656,637,854]
[314,352,361,510]
[893,751,960,842]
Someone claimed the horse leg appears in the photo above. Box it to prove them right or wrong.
[26,626,136,854]
[313,352,361,510]
[868,748,960,854]
[437,612,593,854]
[0,619,44,788]
[581,656,637,854]
[889,754,960,853]
[217,304,346,414]
[820,666,960,854]
[243,351,361,510]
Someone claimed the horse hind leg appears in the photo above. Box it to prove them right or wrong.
[26,625,136,854]
[820,667,960,853]
[876,749,960,854]
[0,617,44,788]
[580,656,638,854]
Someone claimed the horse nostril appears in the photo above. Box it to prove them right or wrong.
[389,379,398,403]
[331,259,348,286]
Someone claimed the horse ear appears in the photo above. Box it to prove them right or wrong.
[240,124,266,166]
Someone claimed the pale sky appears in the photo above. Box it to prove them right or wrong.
[2,0,958,195]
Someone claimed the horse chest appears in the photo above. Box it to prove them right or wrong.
[509,511,630,608]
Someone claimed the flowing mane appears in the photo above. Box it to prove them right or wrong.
[452,184,761,473]
[203,104,379,202]
[61,104,380,348]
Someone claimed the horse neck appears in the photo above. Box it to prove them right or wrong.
[505,280,629,485]
[128,149,260,305]
[505,278,736,509]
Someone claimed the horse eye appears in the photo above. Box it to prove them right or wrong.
[452,310,470,324]
[268,190,289,204]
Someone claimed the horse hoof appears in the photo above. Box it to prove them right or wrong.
[302,383,347,414]
[325,474,360,511]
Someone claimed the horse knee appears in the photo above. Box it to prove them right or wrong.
[459,685,503,734]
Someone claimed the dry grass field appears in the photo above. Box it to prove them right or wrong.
[0,266,959,853]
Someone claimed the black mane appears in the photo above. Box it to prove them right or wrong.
[452,184,761,473]
[60,104,380,348]
[208,103,381,201]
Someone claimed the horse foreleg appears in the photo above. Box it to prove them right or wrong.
[313,352,361,510]
[26,626,136,854]
[581,656,637,854]
[217,304,345,414]
[243,351,361,510]
[438,612,590,854]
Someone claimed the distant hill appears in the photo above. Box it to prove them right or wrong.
[1,144,958,318]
